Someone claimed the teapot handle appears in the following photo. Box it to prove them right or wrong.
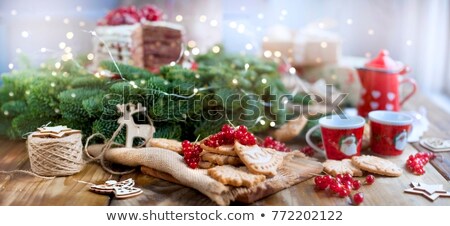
[399,77,417,106]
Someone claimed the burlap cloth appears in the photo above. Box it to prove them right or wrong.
[87,145,322,205]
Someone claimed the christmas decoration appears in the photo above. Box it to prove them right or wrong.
[419,137,450,152]
[27,125,83,176]
[0,52,310,143]
[404,182,450,201]
[116,103,155,148]
[89,178,143,199]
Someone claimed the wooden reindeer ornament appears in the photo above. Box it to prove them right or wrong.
[117,103,155,148]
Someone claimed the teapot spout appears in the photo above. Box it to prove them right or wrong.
[399,65,411,75]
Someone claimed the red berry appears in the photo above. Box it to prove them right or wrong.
[316,180,329,190]
[237,125,248,132]
[338,188,350,198]
[330,182,343,194]
[314,176,323,185]
[352,192,364,205]
[365,175,375,185]
[352,180,361,190]
[343,173,353,182]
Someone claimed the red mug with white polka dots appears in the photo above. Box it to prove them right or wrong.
[356,50,417,117]
[306,115,365,160]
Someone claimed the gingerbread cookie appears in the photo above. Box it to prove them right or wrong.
[201,152,243,166]
[323,159,363,176]
[351,155,402,177]
[148,138,183,154]
[234,141,283,177]
[208,165,266,188]
[200,143,237,156]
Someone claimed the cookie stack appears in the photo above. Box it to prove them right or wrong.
[147,125,287,188]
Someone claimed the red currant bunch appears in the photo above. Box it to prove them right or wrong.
[405,152,436,175]
[262,136,291,152]
[314,173,374,205]
[182,140,202,169]
[234,125,257,145]
[204,124,256,147]
[299,143,323,157]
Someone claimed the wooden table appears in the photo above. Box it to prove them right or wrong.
[1,94,450,206]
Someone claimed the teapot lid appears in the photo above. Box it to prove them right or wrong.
[365,50,403,72]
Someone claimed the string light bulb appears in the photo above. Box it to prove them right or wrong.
[237,24,245,33]
[210,20,218,27]
[21,31,29,38]
[175,15,183,22]
[66,32,74,39]
[270,122,276,127]
[87,53,94,60]
[8,63,14,70]
[229,21,237,29]
[191,47,200,55]
[212,45,220,53]
[199,15,207,23]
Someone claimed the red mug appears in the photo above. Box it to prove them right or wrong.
[356,50,417,117]
[306,115,365,160]
[369,110,413,156]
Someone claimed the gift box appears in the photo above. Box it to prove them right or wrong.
[299,62,361,106]
[262,25,341,66]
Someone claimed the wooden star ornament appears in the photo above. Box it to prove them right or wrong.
[32,125,81,138]
[404,182,450,201]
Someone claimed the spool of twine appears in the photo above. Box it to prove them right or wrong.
[27,133,84,176]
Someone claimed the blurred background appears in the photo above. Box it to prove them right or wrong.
[0,0,449,110]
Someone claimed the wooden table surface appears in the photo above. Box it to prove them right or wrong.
[1,93,450,206]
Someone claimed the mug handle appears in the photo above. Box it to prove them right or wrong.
[305,125,325,153]
[399,77,417,106]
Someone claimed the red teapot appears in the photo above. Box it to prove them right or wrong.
[356,50,417,117]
